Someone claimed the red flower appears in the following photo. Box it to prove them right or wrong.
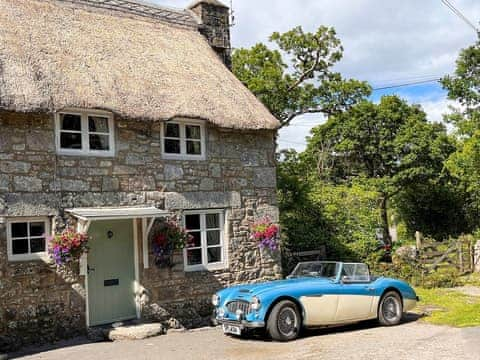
[154,233,168,247]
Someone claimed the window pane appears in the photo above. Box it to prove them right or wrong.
[11,222,28,238]
[88,116,109,133]
[186,125,201,139]
[30,238,45,253]
[207,247,222,263]
[207,230,220,246]
[186,141,201,155]
[206,214,219,229]
[165,123,180,138]
[187,249,202,266]
[89,134,110,151]
[12,239,28,255]
[30,222,45,237]
[188,232,201,247]
[60,114,81,131]
[165,139,181,154]
[60,132,82,149]
[185,214,200,230]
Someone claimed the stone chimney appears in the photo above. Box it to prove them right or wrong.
[188,0,232,69]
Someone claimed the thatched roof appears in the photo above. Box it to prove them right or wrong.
[0,0,279,130]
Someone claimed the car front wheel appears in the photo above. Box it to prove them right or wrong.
[266,300,301,342]
[378,291,403,326]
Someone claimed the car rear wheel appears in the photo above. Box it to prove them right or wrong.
[378,291,403,326]
[266,300,301,342]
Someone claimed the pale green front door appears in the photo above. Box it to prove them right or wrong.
[87,220,136,326]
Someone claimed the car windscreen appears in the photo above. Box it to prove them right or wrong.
[290,262,340,279]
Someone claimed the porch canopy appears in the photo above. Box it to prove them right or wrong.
[66,206,169,269]
[66,206,169,222]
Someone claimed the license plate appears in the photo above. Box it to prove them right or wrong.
[222,324,242,335]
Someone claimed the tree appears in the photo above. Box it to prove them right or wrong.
[442,38,480,136]
[442,38,480,222]
[302,95,455,244]
[232,26,371,127]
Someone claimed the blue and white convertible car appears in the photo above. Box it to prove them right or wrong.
[212,261,419,341]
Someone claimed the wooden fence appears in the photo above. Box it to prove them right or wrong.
[416,234,477,274]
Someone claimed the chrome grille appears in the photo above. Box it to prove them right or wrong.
[226,300,252,315]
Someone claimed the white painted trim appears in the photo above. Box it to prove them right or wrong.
[182,209,227,272]
[142,218,154,269]
[80,218,90,328]
[133,219,141,319]
[55,109,115,157]
[161,119,206,161]
[6,217,51,262]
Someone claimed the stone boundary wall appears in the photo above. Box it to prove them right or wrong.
[0,111,281,351]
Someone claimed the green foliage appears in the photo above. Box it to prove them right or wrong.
[309,181,381,260]
[302,95,456,243]
[442,38,480,224]
[442,38,480,136]
[232,26,371,127]
[393,180,472,240]
[278,152,382,261]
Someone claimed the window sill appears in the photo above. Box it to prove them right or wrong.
[57,150,115,158]
[8,253,50,263]
[184,263,227,272]
[162,153,206,161]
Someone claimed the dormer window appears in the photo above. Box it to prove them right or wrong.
[55,110,115,156]
[161,119,206,160]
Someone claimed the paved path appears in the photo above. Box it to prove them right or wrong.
[10,318,480,360]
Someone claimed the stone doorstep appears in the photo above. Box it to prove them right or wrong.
[87,320,167,342]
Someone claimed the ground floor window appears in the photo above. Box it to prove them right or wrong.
[6,217,50,261]
[183,210,226,271]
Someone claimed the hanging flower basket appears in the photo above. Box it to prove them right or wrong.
[152,220,193,268]
[48,228,89,266]
[250,216,280,251]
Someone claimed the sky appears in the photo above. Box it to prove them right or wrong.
[154,0,480,151]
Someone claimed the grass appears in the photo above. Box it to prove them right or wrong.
[415,287,480,327]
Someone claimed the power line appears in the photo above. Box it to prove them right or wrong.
[441,0,479,33]
[278,139,308,146]
[372,77,442,91]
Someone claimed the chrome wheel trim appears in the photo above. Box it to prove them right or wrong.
[277,307,298,337]
[382,296,401,322]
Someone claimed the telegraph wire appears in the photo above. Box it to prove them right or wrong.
[441,0,479,33]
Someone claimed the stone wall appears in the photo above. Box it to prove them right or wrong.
[0,110,280,351]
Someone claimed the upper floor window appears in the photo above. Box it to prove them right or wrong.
[6,217,50,261]
[162,120,206,160]
[55,110,115,156]
[183,210,226,271]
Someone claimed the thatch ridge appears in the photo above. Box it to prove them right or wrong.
[0,0,279,130]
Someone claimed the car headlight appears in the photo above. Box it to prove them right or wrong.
[250,296,261,310]
[212,294,220,307]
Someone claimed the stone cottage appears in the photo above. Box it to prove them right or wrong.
[0,0,281,351]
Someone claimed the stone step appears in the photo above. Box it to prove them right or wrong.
[88,321,166,342]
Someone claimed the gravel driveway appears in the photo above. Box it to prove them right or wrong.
[11,317,480,360]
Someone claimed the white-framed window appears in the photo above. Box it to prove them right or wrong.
[55,109,115,157]
[161,120,206,160]
[6,217,50,262]
[183,210,226,271]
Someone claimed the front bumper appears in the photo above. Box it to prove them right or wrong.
[215,318,265,329]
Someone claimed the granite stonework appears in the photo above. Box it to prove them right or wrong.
[0,111,280,351]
